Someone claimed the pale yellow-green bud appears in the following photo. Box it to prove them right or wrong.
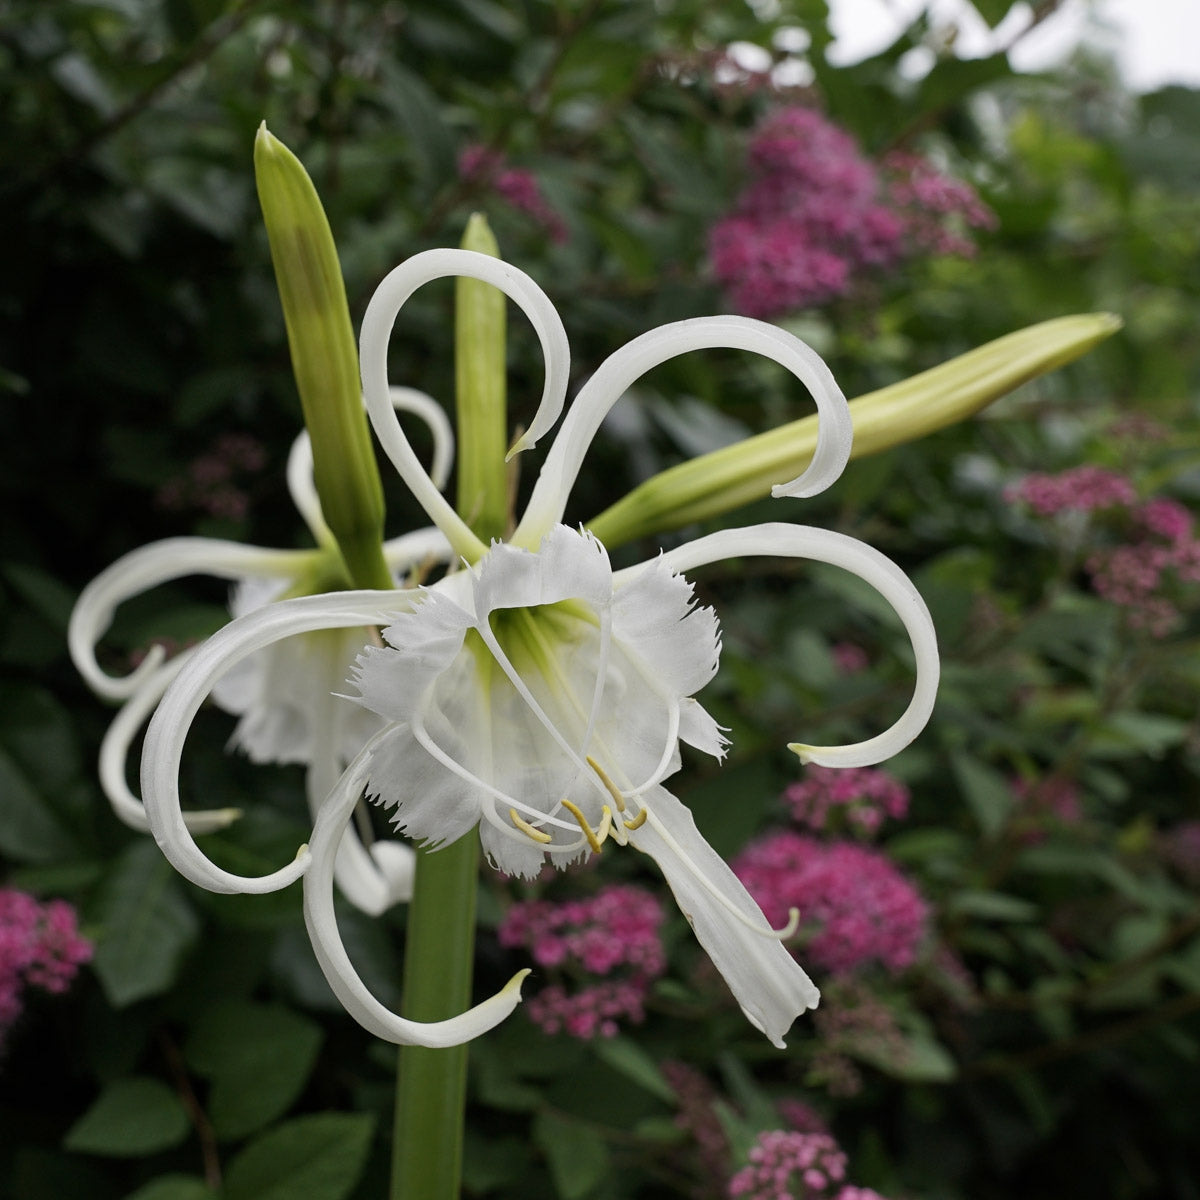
[455,214,508,542]
[254,123,392,590]
[587,313,1123,548]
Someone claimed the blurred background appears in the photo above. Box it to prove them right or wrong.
[2,2,1199,1199]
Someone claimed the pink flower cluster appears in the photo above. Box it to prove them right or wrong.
[1,888,92,1046]
[709,106,993,318]
[1004,466,1137,517]
[156,432,266,521]
[1161,819,1200,886]
[732,833,927,976]
[1012,775,1083,826]
[662,1060,732,1183]
[784,766,909,837]
[458,145,567,243]
[1088,499,1200,636]
[1010,469,1200,636]
[728,1131,847,1200]
[498,884,665,1039]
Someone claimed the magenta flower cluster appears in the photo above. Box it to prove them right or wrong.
[733,833,927,977]
[785,765,909,837]
[1005,465,1136,517]
[458,145,568,243]
[728,1129,888,1200]
[708,106,994,318]
[1,888,92,1046]
[498,883,666,1039]
[156,432,266,521]
[1009,468,1200,636]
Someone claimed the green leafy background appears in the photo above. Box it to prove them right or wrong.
[2,1,1199,1198]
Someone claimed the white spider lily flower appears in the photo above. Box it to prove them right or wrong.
[70,388,453,914]
[139,248,939,1048]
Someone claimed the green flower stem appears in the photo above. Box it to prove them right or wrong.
[392,217,510,1200]
[254,124,393,591]
[391,837,481,1200]
[587,312,1122,549]
[455,214,509,541]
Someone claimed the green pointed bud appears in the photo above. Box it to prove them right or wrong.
[587,313,1122,548]
[254,123,392,590]
[455,214,509,543]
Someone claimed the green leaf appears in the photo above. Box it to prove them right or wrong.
[121,1175,218,1200]
[950,753,1014,839]
[0,745,79,863]
[184,1000,324,1140]
[592,1036,676,1104]
[222,1114,375,1200]
[947,890,1039,922]
[64,1077,190,1157]
[89,842,200,1007]
[533,1111,610,1200]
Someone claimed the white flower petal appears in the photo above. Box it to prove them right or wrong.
[141,589,417,895]
[513,316,852,548]
[303,739,529,1046]
[99,652,241,835]
[360,248,570,561]
[636,522,939,767]
[472,526,612,614]
[353,590,472,726]
[611,555,721,698]
[69,539,317,700]
[629,787,819,1047]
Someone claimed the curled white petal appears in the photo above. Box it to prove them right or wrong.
[69,539,317,701]
[629,787,819,1048]
[303,737,529,1046]
[141,589,419,895]
[360,248,570,561]
[513,316,852,548]
[287,387,457,549]
[381,526,455,577]
[637,522,939,767]
[99,651,241,835]
[304,679,414,916]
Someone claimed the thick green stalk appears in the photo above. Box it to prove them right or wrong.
[391,837,480,1200]
[392,216,508,1200]
[455,214,509,542]
[254,124,392,590]
[587,312,1122,549]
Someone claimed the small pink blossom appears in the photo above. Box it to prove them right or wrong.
[709,107,992,318]
[1161,820,1200,885]
[784,766,909,837]
[498,884,665,1039]
[156,433,265,521]
[662,1060,732,1182]
[1005,466,1137,517]
[831,643,869,674]
[0,889,92,1047]
[728,1130,847,1200]
[458,144,567,243]
[732,833,927,976]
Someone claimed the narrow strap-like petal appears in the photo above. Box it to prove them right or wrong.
[628,523,939,767]
[360,248,571,562]
[70,539,317,701]
[303,736,529,1046]
[141,589,418,895]
[303,669,414,916]
[288,387,457,549]
[628,787,819,1048]
[513,316,852,548]
[99,651,241,835]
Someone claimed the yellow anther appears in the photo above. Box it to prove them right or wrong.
[560,799,609,853]
[622,808,648,831]
[509,807,553,844]
[586,755,626,812]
